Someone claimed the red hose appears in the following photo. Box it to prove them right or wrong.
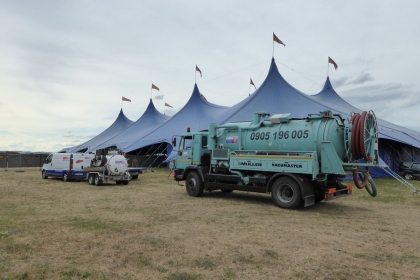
[353,167,370,189]
[350,111,371,189]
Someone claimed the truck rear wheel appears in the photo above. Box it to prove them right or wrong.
[88,174,95,185]
[186,171,204,197]
[271,177,302,209]
[94,174,103,186]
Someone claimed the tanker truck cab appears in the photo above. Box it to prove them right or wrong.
[173,111,379,209]
[175,131,209,171]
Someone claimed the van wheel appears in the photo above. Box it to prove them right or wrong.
[88,174,95,185]
[42,171,48,179]
[404,173,413,180]
[63,173,68,182]
[186,171,204,197]
[271,177,302,209]
[94,174,103,186]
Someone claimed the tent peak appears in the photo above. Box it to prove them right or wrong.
[322,76,333,91]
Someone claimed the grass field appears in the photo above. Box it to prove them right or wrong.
[1,168,420,280]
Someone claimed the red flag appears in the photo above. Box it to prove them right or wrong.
[250,78,256,90]
[122,96,131,102]
[273,33,285,46]
[328,57,338,70]
[200,93,207,100]
[196,65,202,77]
[165,102,173,108]
[152,84,160,91]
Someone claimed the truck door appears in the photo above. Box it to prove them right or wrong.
[44,154,53,176]
[192,135,207,165]
[176,135,193,170]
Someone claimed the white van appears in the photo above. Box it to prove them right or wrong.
[41,153,95,182]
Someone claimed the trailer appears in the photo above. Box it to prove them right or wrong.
[84,150,131,186]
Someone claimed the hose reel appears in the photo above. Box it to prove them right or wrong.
[349,111,378,197]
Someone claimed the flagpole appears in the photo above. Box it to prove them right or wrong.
[327,57,329,77]
[195,68,197,84]
[121,98,123,108]
[272,41,274,58]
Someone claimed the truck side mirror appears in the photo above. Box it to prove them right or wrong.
[172,137,177,147]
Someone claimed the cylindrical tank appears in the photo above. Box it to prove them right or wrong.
[213,111,348,161]
[105,154,128,175]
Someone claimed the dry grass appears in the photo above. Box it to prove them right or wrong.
[1,167,420,280]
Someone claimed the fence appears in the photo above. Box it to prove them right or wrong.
[1,153,50,169]
[1,153,168,170]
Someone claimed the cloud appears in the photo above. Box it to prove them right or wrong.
[340,82,419,116]
[346,72,374,85]
[154,94,164,100]
[332,72,374,87]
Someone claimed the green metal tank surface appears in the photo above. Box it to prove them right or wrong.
[209,111,347,162]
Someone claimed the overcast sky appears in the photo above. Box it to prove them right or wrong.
[1,0,420,152]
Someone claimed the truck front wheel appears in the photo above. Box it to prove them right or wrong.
[186,172,204,197]
[271,177,302,209]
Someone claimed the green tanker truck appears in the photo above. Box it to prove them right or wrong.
[173,110,379,209]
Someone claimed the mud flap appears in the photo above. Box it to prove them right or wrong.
[301,178,315,207]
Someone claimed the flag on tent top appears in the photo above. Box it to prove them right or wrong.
[122,96,131,102]
[165,102,173,108]
[196,65,202,77]
[200,93,207,100]
[328,57,338,70]
[152,84,160,91]
[273,33,285,46]
[250,78,256,90]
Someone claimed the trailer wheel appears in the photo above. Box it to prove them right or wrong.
[63,173,68,182]
[88,174,95,185]
[42,170,48,179]
[186,171,204,197]
[94,174,103,186]
[271,177,302,209]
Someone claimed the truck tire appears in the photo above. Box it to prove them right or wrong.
[88,174,95,185]
[94,174,103,186]
[186,171,204,197]
[271,177,302,209]
[63,173,68,182]
[42,170,48,179]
